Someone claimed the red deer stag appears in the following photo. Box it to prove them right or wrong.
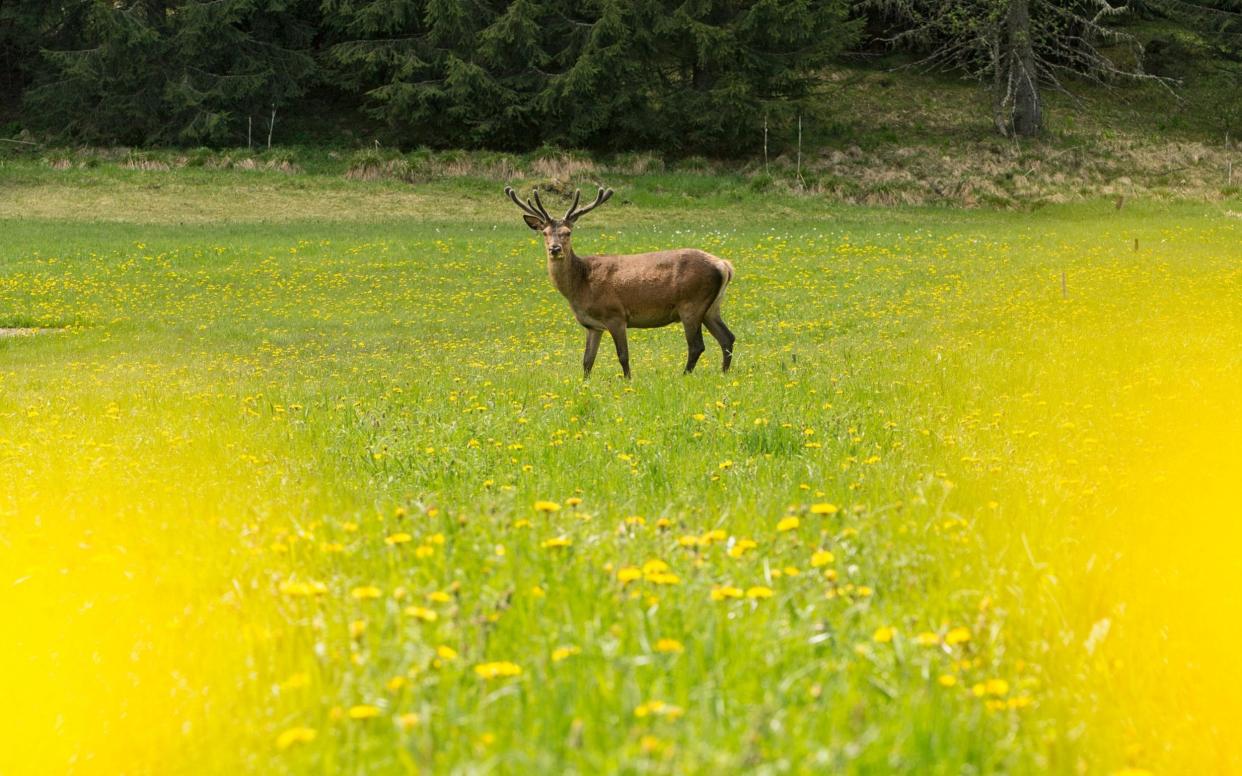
[505,186,736,379]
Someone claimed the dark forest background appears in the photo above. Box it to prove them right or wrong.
[1,0,1239,155]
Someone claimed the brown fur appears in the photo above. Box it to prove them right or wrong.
[507,186,735,378]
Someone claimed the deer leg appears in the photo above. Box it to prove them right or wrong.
[705,315,735,373]
[582,328,602,378]
[682,317,705,374]
[607,323,631,379]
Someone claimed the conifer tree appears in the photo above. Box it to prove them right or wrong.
[28,0,316,144]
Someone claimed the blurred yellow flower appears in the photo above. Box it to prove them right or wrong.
[348,705,381,720]
[552,645,580,662]
[945,627,971,646]
[873,626,895,643]
[475,661,523,679]
[404,606,437,622]
[275,726,316,750]
[436,645,458,661]
[397,713,420,731]
[711,585,743,600]
[533,500,561,512]
[810,503,839,515]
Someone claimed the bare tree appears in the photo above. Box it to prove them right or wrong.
[864,0,1175,137]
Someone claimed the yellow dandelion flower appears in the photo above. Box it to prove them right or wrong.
[617,566,642,583]
[777,516,800,532]
[348,704,381,720]
[414,545,435,558]
[745,586,774,599]
[985,678,1010,696]
[938,674,958,687]
[427,591,452,604]
[634,700,685,719]
[810,549,835,567]
[642,559,670,574]
[647,572,681,585]
[385,532,413,545]
[541,537,572,549]
[915,631,940,646]
[275,726,317,750]
[566,497,583,507]
[945,627,971,646]
[711,585,744,601]
[727,539,757,558]
[397,712,420,731]
[474,661,522,679]
[279,579,327,597]
[810,503,839,515]
[386,676,407,692]
[350,585,382,600]
[533,500,561,512]
[655,638,684,653]
[436,645,458,661]
[873,626,895,643]
[552,645,580,662]
[404,606,437,622]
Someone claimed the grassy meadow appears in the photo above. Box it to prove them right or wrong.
[2,163,1241,774]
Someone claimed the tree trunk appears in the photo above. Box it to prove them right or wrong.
[1006,0,1041,137]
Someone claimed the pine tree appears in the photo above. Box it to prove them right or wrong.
[28,0,317,144]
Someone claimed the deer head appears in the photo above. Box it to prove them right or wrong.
[505,186,613,261]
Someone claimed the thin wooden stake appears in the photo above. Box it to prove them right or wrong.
[267,106,276,151]
[763,115,769,174]
[247,116,252,150]
[796,114,803,186]
[1133,238,1139,252]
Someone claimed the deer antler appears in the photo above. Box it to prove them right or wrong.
[505,186,551,223]
[530,189,553,222]
[565,187,613,222]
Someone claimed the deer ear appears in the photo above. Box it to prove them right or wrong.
[523,214,544,231]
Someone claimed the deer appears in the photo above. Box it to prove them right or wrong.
[505,185,736,379]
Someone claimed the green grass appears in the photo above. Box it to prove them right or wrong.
[1,169,1241,774]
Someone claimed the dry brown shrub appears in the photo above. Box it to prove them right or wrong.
[532,155,598,181]
[345,157,411,182]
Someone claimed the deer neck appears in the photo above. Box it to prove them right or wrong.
[547,249,588,300]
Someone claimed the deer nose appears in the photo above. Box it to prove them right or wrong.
[549,244,562,255]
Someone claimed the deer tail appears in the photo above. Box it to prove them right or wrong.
[707,258,734,318]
